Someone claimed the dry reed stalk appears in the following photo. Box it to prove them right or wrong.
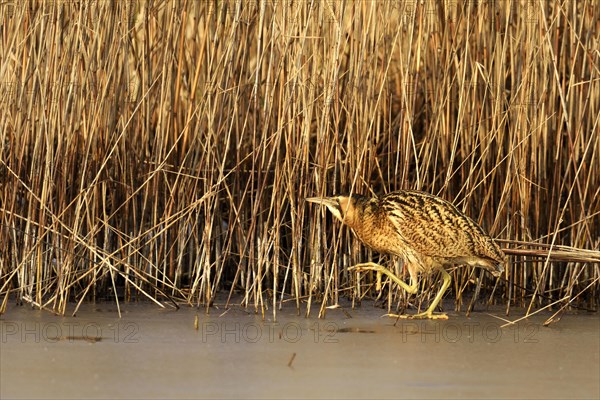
[0,1,598,319]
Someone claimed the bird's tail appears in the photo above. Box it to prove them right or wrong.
[465,256,505,277]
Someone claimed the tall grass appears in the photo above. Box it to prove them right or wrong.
[0,0,598,318]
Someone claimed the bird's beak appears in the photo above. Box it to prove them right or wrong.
[305,197,338,208]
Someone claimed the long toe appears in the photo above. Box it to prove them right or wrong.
[385,312,449,320]
[428,314,449,320]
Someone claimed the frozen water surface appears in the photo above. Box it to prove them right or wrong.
[1,300,598,399]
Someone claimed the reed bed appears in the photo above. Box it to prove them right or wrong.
[0,0,598,319]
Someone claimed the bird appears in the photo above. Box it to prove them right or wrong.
[306,190,506,319]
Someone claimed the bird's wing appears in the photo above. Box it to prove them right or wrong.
[383,191,503,263]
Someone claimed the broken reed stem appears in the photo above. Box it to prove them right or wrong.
[0,1,598,317]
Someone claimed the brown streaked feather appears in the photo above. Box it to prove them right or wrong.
[336,190,505,274]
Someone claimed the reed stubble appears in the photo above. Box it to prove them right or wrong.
[0,1,598,319]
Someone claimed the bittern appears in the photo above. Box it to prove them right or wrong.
[306,190,506,319]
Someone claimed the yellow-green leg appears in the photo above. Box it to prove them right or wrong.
[349,262,418,294]
[391,268,451,320]
[349,263,451,320]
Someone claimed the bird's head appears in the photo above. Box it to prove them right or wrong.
[305,195,363,225]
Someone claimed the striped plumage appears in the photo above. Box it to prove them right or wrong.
[307,190,506,319]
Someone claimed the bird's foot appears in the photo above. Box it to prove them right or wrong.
[348,263,384,273]
[348,264,385,290]
[385,312,449,320]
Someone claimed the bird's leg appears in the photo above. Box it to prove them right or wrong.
[349,262,418,294]
[349,263,451,319]
[390,268,451,320]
